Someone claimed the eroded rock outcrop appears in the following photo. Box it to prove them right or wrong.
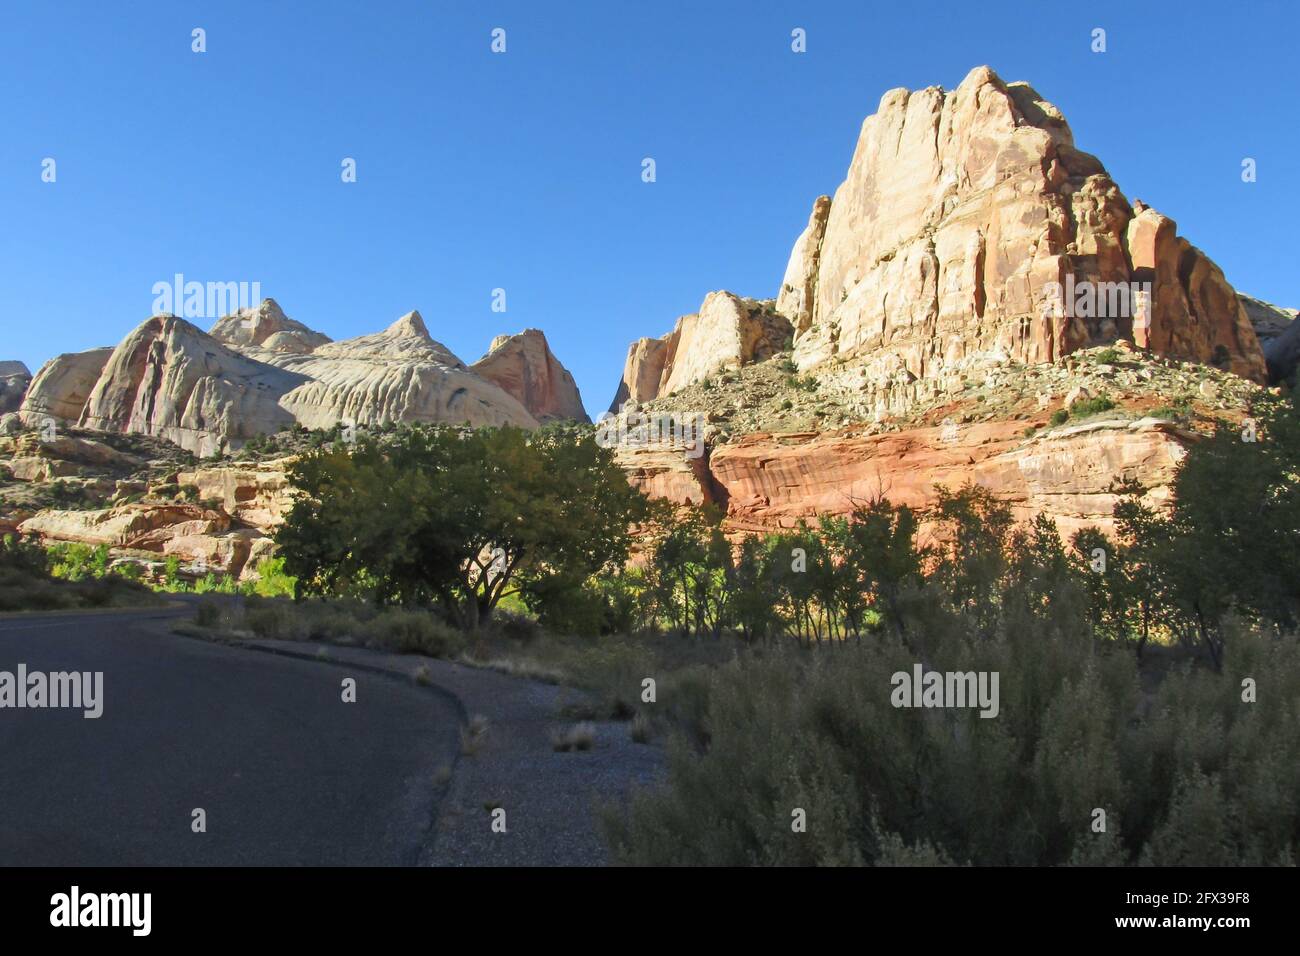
[19,503,231,551]
[175,458,294,532]
[610,67,1267,422]
[775,195,832,335]
[608,292,792,409]
[470,329,589,422]
[609,336,674,413]
[604,66,1275,539]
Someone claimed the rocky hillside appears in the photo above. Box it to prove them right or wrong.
[607,66,1294,537]
[0,409,367,581]
[19,299,588,456]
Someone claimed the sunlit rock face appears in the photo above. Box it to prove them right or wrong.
[787,66,1264,385]
[608,292,793,411]
[471,328,589,423]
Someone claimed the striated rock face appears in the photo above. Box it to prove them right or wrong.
[788,67,1265,385]
[617,416,1192,539]
[1,432,142,476]
[470,329,589,423]
[608,292,793,409]
[4,442,294,579]
[264,311,538,434]
[77,314,302,457]
[21,348,114,422]
[20,303,543,455]
[17,501,267,579]
[208,298,332,354]
[0,362,31,415]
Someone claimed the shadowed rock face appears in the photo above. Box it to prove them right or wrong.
[470,329,589,423]
[0,362,32,415]
[20,303,544,456]
[1240,294,1300,383]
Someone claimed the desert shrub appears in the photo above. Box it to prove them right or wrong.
[47,542,110,582]
[603,626,1300,866]
[1148,405,1187,421]
[0,537,158,611]
[364,609,467,658]
[1049,408,1069,426]
[492,609,541,643]
[552,722,597,752]
[195,600,223,628]
[1094,347,1120,364]
[1,534,49,576]
[244,600,307,640]
[250,557,296,598]
[1069,394,1116,419]
[0,573,76,611]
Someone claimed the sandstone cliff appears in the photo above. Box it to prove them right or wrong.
[470,329,589,423]
[786,67,1265,388]
[617,418,1189,541]
[612,67,1268,416]
[603,66,1276,539]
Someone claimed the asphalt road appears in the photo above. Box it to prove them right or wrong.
[0,607,462,866]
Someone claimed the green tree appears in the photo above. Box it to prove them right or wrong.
[278,424,646,629]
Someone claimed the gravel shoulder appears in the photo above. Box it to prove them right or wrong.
[233,638,666,866]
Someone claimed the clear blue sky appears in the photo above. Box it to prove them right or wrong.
[2,0,1296,414]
